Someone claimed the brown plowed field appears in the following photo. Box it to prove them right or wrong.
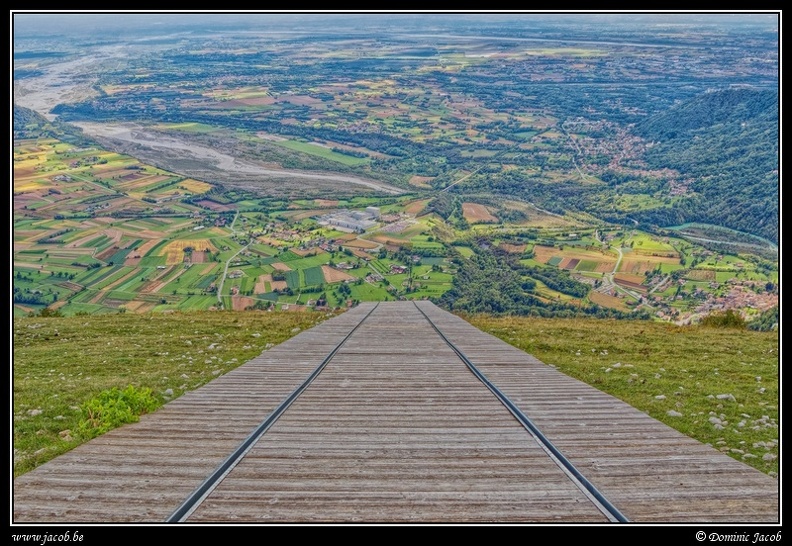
[340,238,379,249]
[270,280,288,291]
[620,261,657,275]
[589,291,629,311]
[532,245,556,264]
[499,243,527,254]
[321,265,355,284]
[231,296,256,311]
[254,274,272,294]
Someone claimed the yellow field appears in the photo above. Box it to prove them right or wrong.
[685,269,717,281]
[533,245,617,265]
[13,182,44,192]
[178,179,213,194]
[620,255,679,275]
[160,239,218,265]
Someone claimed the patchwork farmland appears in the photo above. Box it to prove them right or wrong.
[13,136,776,324]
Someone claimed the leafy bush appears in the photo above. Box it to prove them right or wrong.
[700,309,746,329]
[748,306,778,332]
[77,385,159,438]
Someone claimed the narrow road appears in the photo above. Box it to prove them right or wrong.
[216,210,250,308]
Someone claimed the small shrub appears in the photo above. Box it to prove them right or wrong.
[77,385,159,439]
[700,309,746,329]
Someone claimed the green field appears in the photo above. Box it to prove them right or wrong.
[274,139,370,166]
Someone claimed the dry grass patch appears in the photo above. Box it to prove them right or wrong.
[589,291,630,311]
[340,238,379,249]
[404,199,430,215]
[499,243,527,254]
[408,176,434,189]
[462,202,498,223]
[160,239,218,265]
[178,179,213,194]
[321,265,355,284]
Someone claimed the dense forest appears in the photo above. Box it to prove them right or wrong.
[436,247,650,320]
[632,88,779,243]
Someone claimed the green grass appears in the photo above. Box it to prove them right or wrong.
[13,309,338,477]
[303,266,326,286]
[274,139,369,166]
[284,270,301,290]
[576,259,598,272]
[464,314,778,476]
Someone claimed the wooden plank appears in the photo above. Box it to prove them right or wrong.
[415,301,779,523]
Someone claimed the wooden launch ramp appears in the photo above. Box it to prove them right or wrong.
[13,302,779,523]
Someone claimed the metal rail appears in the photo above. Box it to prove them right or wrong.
[165,303,379,523]
[412,301,629,523]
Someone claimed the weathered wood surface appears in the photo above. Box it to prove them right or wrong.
[13,302,778,523]
[416,301,779,523]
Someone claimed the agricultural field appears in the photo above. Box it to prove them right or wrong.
[13,134,776,326]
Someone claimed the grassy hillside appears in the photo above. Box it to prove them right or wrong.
[14,309,778,478]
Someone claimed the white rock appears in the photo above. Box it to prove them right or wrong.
[716,393,736,402]
[655,395,666,400]
[667,410,683,417]
[763,453,777,462]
